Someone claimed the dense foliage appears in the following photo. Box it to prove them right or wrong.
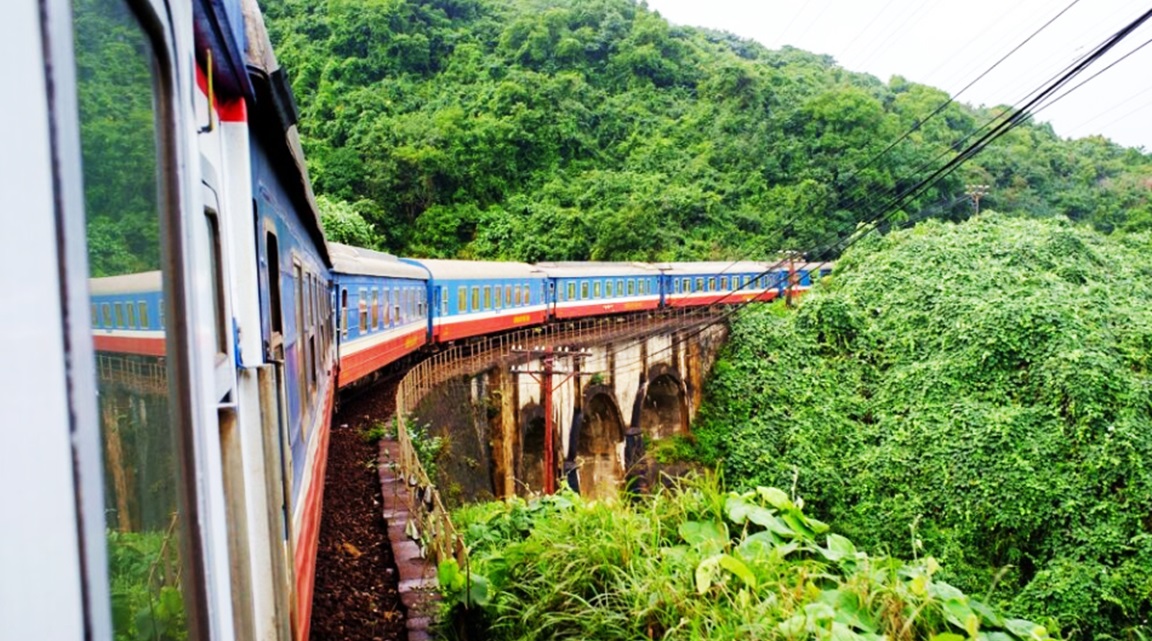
[264,0,1152,261]
[694,215,1152,637]
[442,476,1052,640]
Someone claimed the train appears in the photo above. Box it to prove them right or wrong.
[1,0,826,640]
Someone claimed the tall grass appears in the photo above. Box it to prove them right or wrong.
[441,474,1054,641]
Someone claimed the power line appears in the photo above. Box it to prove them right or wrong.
[606,6,1152,373]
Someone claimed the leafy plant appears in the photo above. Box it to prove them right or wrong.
[442,475,1052,641]
[106,528,187,641]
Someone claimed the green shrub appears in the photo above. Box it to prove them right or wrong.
[442,474,1052,640]
[695,215,1152,637]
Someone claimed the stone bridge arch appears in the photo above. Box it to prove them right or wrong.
[638,364,689,441]
[576,386,625,500]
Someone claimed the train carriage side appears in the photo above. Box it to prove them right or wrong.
[246,13,338,638]
[660,262,787,307]
[406,259,547,342]
[89,271,167,357]
[537,262,662,319]
[330,243,430,387]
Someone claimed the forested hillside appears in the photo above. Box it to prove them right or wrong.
[264,0,1152,261]
[694,215,1152,637]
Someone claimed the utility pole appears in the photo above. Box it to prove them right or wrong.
[513,346,591,494]
[784,250,801,307]
[965,184,990,214]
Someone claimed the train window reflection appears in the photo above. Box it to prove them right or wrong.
[76,0,194,636]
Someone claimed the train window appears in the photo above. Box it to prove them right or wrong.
[627,280,635,295]
[494,285,502,310]
[358,288,367,332]
[441,288,448,316]
[341,289,348,338]
[693,277,702,292]
[580,281,589,300]
[371,289,379,330]
[126,301,137,329]
[160,305,165,329]
[266,231,283,339]
[708,277,716,291]
[483,286,492,310]
[295,264,311,401]
[606,280,613,297]
[525,282,532,304]
[75,0,199,633]
[593,281,601,298]
[206,212,227,356]
[91,303,99,328]
[720,276,728,291]
[681,278,688,293]
[471,286,480,311]
[505,285,512,307]
[565,282,574,301]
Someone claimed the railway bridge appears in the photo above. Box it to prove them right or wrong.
[393,308,729,508]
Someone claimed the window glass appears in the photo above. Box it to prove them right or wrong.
[494,285,502,310]
[457,287,465,314]
[341,289,348,338]
[505,285,512,307]
[371,289,379,330]
[206,213,226,355]
[593,281,601,298]
[483,286,492,310]
[524,283,531,304]
[356,289,366,332]
[471,286,480,311]
[566,282,574,301]
[515,285,522,306]
[628,280,635,295]
[606,280,613,297]
[75,0,194,634]
[441,288,448,316]
[720,276,728,291]
[580,281,589,299]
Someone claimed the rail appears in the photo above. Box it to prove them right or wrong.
[389,306,728,565]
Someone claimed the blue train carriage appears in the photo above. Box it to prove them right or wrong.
[659,261,789,307]
[536,262,662,319]
[245,13,339,636]
[89,271,166,356]
[405,259,548,342]
[331,243,431,387]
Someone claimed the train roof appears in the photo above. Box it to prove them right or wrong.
[89,271,162,295]
[401,258,544,280]
[329,243,430,280]
[241,0,330,267]
[534,262,659,277]
[656,261,779,275]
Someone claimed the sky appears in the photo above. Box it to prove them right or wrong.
[643,0,1152,151]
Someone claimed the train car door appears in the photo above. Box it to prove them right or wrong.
[258,222,299,637]
[201,176,257,639]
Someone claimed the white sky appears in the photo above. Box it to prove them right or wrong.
[644,0,1152,151]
